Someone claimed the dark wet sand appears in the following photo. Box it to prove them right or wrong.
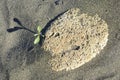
[0,0,120,80]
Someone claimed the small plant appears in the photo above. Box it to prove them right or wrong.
[7,18,44,45]
[34,26,44,44]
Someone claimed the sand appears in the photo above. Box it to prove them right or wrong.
[43,8,108,71]
[0,0,120,80]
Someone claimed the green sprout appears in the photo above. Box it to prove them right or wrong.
[34,26,44,45]
[7,18,45,45]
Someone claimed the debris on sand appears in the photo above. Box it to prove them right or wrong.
[43,8,108,71]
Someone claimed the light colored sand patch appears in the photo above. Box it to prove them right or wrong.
[10,67,31,80]
[43,8,108,71]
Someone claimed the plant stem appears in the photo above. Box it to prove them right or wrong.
[21,26,36,34]
[24,27,36,34]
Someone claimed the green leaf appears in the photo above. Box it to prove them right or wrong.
[37,26,42,33]
[34,36,40,44]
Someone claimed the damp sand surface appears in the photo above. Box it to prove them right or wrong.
[0,0,120,80]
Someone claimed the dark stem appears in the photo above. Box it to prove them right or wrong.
[22,26,36,34]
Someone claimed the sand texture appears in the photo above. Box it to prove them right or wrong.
[43,8,108,71]
[0,0,120,80]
